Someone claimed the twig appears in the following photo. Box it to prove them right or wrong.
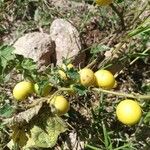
[109,3,125,30]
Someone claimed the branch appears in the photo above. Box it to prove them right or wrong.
[93,88,150,100]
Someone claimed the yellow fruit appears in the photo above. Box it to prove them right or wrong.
[59,63,74,80]
[50,95,70,116]
[34,83,52,96]
[62,63,74,70]
[58,70,68,80]
[13,81,34,101]
[95,0,113,6]
[116,99,142,125]
[95,69,115,89]
[79,68,95,87]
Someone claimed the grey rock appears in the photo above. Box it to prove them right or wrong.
[50,19,85,65]
[13,32,56,66]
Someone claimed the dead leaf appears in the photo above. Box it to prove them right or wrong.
[23,115,67,149]
[12,128,28,147]
[3,102,43,127]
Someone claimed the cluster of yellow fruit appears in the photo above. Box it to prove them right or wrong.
[12,64,142,125]
[78,68,142,126]
[79,68,115,89]
[13,81,51,100]
[13,81,69,116]
[58,64,116,89]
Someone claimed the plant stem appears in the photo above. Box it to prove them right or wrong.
[109,3,125,30]
[58,87,150,100]
[85,144,101,150]
[93,88,150,100]
[27,87,150,109]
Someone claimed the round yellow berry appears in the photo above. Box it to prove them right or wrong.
[13,81,34,101]
[79,68,95,87]
[116,99,142,125]
[50,95,70,116]
[94,69,115,89]
[67,63,74,69]
[62,63,74,70]
[58,70,68,80]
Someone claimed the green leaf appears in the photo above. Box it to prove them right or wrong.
[21,58,37,71]
[72,84,88,96]
[116,0,124,3]
[102,122,113,150]
[35,80,52,96]
[141,83,150,94]
[90,44,110,54]
[0,103,15,118]
[0,45,15,70]
[15,57,38,81]
[67,68,80,82]
[34,8,51,26]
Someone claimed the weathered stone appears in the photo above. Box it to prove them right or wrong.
[13,32,56,66]
[50,19,85,65]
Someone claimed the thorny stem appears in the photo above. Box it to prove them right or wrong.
[109,3,125,30]
[93,88,150,100]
